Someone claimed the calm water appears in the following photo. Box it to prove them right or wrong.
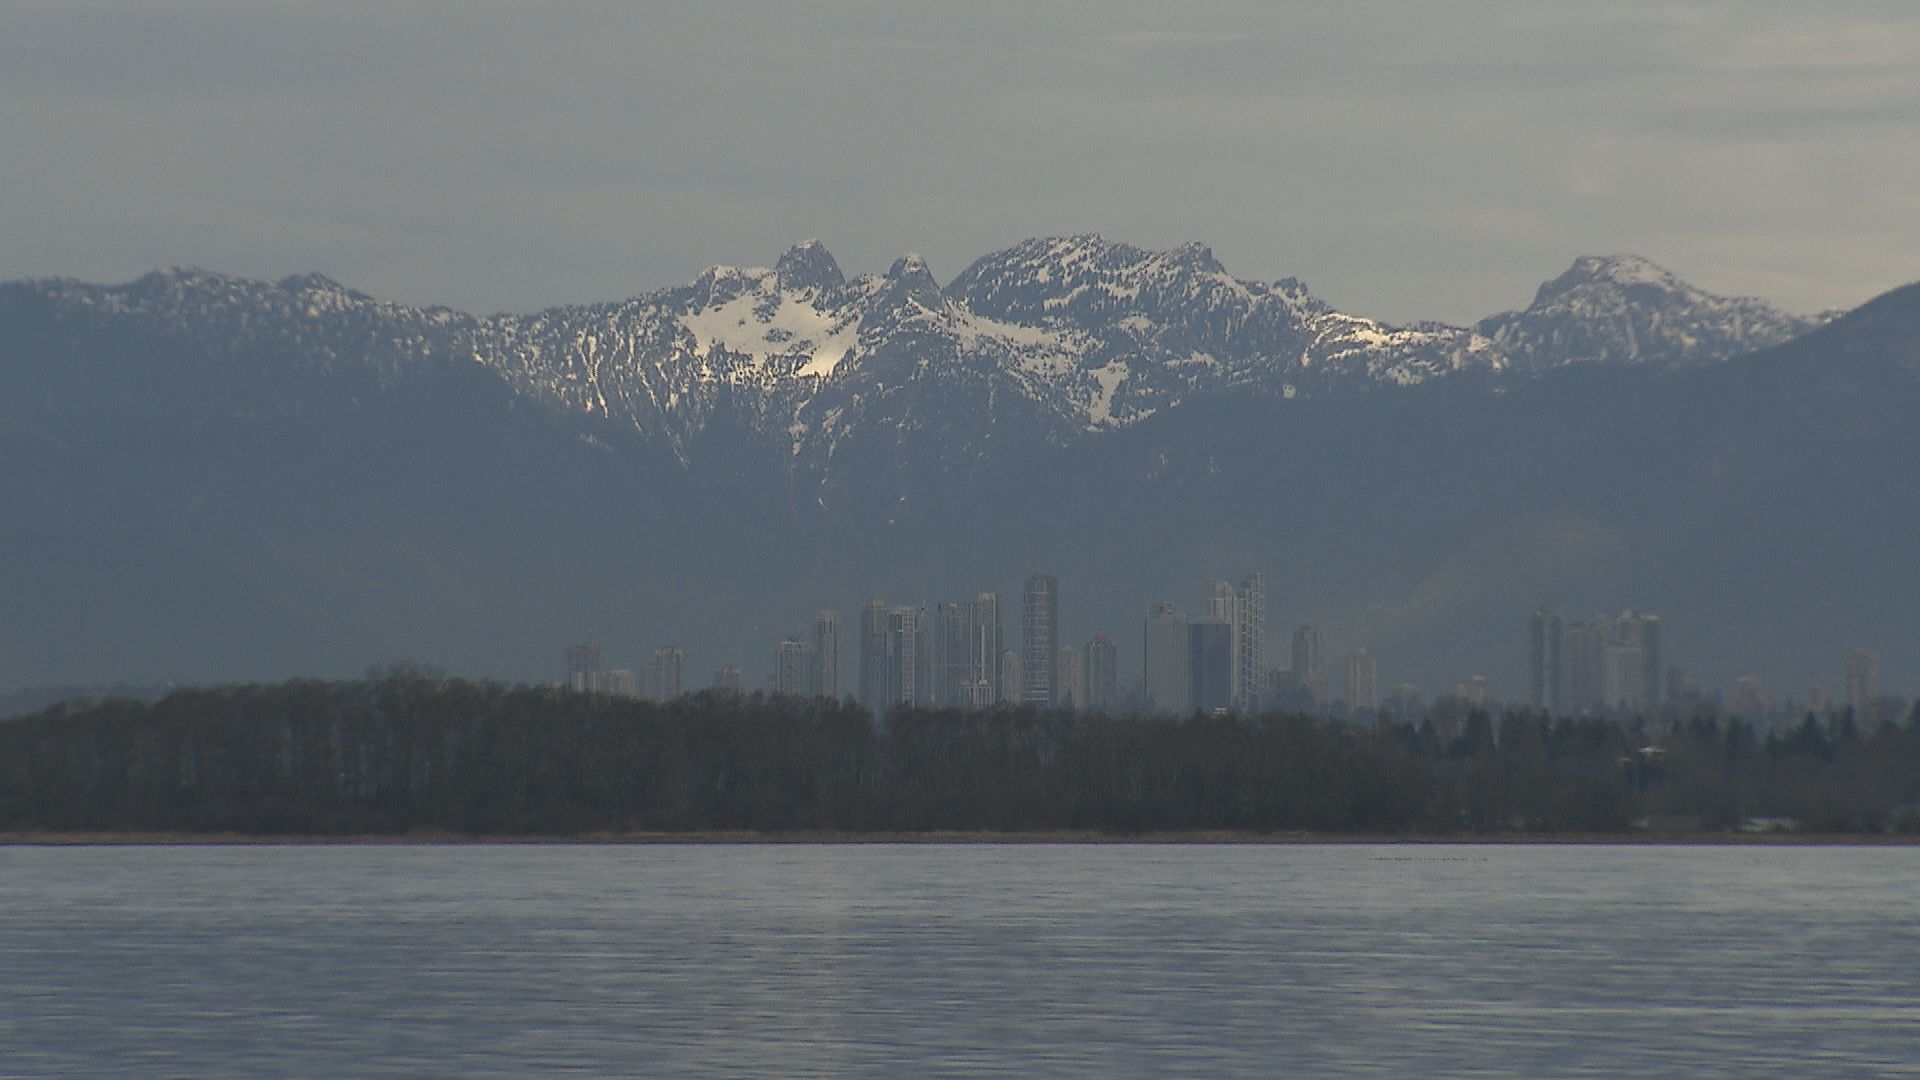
[2,843,1918,1077]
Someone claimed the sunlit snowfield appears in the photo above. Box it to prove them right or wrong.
[4,844,1918,1077]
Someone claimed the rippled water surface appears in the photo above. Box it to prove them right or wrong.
[4,843,1919,1077]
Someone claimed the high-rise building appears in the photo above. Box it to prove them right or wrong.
[774,637,815,696]
[645,646,684,701]
[1528,606,1562,714]
[1056,645,1085,710]
[1290,624,1323,690]
[659,646,684,698]
[970,593,1003,704]
[1345,648,1377,713]
[1561,620,1604,712]
[1144,602,1191,715]
[1190,616,1234,713]
[1601,639,1643,711]
[859,599,892,708]
[564,643,601,693]
[929,597,1000,708]
[1581,611,1661,713]
[1845,648,1880,713]
[929,601,971,706]
[959,677,994,708]
[1207,580,1238,622]
[912,607,932,706]
[999,649,1024,706]
[1085,635,1119,712]
[712,665,743,692]
[811,610,841,699]
[889,605,919,707]
[1235,572,1265,710]
[599,668,637,698]
[1022,574,1058,706]
[1208,580,1239,704]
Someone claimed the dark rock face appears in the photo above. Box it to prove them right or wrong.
[774,239,845,294]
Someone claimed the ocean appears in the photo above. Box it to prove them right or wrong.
[3,842,1917,1076]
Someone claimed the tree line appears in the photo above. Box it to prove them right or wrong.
[2,670,1917,835]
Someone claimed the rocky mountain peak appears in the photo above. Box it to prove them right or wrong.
[1478,254,1823,371]
[882,252,943,308]
[774,240,844,294]
[944,235,1243,326]
[4,238,1841,478]
[1168,240,1224,274]
[1532,254,1690,307]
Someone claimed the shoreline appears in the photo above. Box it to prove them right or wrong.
[6,830,1919,847]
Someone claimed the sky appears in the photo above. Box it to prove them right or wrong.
[3,2,1919,324]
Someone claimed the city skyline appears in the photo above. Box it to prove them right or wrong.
[558,577,1907,726]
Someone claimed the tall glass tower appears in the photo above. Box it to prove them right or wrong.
[1021,574,1058,706]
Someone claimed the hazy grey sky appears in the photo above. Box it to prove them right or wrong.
[4,2,1917,323]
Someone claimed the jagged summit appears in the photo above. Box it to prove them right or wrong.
[945,234,1244,326]
[1168,240,1224,273]
[882,252,943,308]
[4,237,1911,711]
[4,238,1834,466]
[774,239,844,293]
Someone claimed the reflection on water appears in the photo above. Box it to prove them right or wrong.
[2,844,1919,1077]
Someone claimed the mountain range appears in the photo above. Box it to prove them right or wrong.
[1,236,1911,701]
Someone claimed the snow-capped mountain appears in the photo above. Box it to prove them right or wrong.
[460,236,1833,462]
[4,237,1826,478]
[1475,253,1829,372]
[1,240,1911,698]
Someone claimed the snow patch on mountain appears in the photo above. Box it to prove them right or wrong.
[676,271,862,378]
[5,239,1831,475]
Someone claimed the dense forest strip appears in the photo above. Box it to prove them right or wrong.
[3,673,1918,836]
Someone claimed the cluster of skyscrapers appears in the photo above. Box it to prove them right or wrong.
[831,576,1121,712]
[1527,607,1665,715]
[1723,647,1887,722]
[561,594,1894,724]
[564,642,685,701]
[773,611,842,700]
[1142,582,1381,716]
[1528,606,1891,723]
[1142,572,1265,714]
[563,569,1399,718]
